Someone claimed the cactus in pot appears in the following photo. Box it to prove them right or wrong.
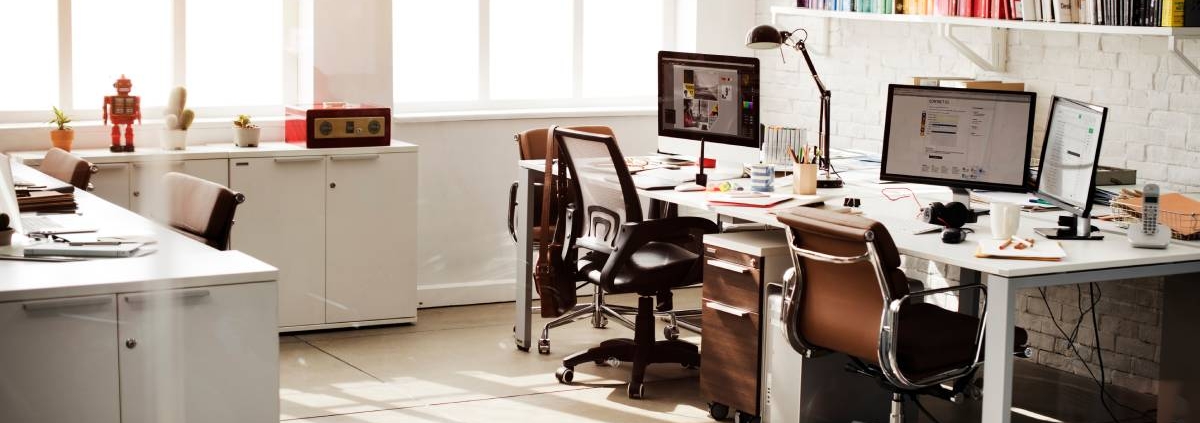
[161,86,194,150]
[232,114,261,147]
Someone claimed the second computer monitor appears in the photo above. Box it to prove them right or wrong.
[657,51,760,162]
[880,84,1036,193]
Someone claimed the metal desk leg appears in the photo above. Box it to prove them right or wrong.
[958,268,981,316]
[514,168,537,351]
[1159,272,1200,422]
[981,274,1016,423]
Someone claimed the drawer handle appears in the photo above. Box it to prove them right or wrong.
[707,259,751,274]
[124,289,210,304]
[274,156,323,163]
[22,296,112,311]
[330,154,380,162]
[706,301,751,317]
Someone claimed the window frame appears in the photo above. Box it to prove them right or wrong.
[0,0,294,125]
[391,0,678,114]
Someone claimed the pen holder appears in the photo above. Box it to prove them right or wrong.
[0,229,12,247]
[793,163,818,195]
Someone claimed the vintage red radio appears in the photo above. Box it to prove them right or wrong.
[285,102,391,148]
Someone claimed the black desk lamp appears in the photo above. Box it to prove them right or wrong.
[746,25,842,188]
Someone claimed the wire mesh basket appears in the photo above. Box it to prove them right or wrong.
[1109,199,1200,241]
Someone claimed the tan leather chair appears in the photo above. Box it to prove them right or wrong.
[776,207,1030,422]
[40,148,95,190]
[162,172,245,251]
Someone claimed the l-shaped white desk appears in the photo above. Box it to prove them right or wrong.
[0,162,279,423]
[513,159,1200,423]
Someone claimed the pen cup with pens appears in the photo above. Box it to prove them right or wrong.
[789,146,819,195]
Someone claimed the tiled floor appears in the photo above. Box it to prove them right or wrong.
[279,287,1158,423]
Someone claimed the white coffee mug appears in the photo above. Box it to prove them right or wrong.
[990,202,1021,239]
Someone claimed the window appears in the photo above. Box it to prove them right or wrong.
[0,2,59,111]
[393,0,672,112]
[0,0,286,122]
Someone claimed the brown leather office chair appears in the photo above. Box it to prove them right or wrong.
[507,126,645,354]
[162,172,245,250]
[549,126,716,399]
[40,148,96,190]
[776,208,1031,422]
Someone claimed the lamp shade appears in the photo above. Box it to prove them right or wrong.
[745,25,784,50]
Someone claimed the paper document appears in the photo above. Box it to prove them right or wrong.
[975,239,1067,261]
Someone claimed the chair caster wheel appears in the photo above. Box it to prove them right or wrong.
[537,339,551,355]
[708,402,730,420]
[627,383,644,399]
[734,410,759,423]
[555,367,574,384]
[663,326,680,340]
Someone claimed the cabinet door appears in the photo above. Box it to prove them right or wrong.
[326,153,417,323]
[90,162,133,209]
[118,282,278,423]
[230,156,327,327]
[130,159,229,218]
[0,295,119,423]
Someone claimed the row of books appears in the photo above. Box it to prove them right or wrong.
[17,190,77,214]
[795,0,1199,26]
[760,125,809,167]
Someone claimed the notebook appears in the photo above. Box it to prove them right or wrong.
[974,239,1067,261]
[23,242,143,258]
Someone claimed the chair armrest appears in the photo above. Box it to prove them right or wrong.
[879,284,988,390]
[598,217,717,286]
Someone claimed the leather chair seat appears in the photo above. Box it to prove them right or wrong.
[580,241,700,295]
[896,303,1029,379]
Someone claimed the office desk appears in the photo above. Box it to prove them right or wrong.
[1,163,279,423]
[513,159,1200,423]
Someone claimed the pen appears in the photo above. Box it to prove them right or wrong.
[1028,198,1052,205]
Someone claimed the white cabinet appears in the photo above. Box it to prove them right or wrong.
[230,156,327,327]
[91,163,132,209]
[326,153,418,323]
[117,282,278,423]
[0,295,120,423]
[130,159,229,218]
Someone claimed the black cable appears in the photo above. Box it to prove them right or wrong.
[1038,287,1121,423]
[909,394,943,423]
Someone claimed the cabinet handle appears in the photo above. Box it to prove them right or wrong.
[132,161,185,168]
[94,163,127,170]
[123,289,211,304]
[125,339,137,349]
[22,296,112,312]
[274,156,323,163]
[330,154,380,162]
[707,259,751,274]
[705,301,751,317]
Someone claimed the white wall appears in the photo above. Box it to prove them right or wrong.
[396,115,657,308]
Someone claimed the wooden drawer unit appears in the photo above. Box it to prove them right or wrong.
[700,231,791,422]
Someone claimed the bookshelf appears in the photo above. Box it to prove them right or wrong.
[770,5,1200,75]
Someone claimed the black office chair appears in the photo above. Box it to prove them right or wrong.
[548,126,716,399]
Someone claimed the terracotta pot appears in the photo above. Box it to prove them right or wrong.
[49,129,74,151]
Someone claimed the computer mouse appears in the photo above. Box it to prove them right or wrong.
[674,183,706,192]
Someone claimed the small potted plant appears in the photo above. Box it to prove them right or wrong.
[233,114,261,147]
[0,213,12,247]
[48,106,74,151]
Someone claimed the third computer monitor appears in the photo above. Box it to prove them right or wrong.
[657,51,760,163]
[1034,96,1108,217]
[880,84,1036,193]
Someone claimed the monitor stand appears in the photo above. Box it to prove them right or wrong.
[1035,215,1105,240]
[951,187,972,208]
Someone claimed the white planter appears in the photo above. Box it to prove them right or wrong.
[161,129,188,150]
[234,127,261,147]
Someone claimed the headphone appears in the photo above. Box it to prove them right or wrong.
[920,201,977,228]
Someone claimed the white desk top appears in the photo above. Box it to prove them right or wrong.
[0,163,278,303]
[10,140,418,165]
[520,159,1200,278]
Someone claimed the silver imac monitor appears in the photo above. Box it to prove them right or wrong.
[1033,96,1108,240]
[880,84,1036,204]
[657,51,761,170]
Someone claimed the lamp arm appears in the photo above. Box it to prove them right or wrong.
[795,40,834,173]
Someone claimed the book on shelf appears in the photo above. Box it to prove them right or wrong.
[795,0,1191,25]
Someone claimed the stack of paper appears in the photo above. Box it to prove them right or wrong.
[975,239,1067,261]
[17,191,77,213]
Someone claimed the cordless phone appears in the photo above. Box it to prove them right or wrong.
[1129,184,1171,249]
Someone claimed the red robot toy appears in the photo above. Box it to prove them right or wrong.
[103,75,141,152]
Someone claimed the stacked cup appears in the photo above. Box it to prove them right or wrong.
[749,164,775,192]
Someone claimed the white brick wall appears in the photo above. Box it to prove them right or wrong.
[755,0,1177,395]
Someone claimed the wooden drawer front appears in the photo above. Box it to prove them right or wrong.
[703,257,760,311]
[700,301,761,414]
[704,245,759,269]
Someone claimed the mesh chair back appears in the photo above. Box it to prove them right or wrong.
[552,127,641,247]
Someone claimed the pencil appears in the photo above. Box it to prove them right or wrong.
[999,239,1013,250]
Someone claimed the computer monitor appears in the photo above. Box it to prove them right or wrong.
[880,84,1036,204]
[1035,96,1108,219]
[657,51,761,168]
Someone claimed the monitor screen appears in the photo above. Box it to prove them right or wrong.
[657,51,759,148]
[880,84,1036,192]
[1035,96,1108,216]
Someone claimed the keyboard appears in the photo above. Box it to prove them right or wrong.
[21,215,98,234]
[22,216,65,233]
